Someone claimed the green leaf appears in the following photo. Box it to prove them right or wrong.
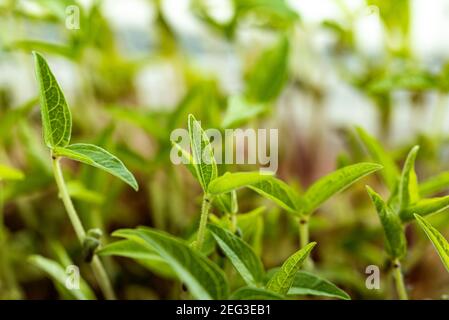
[188,114,218,192]
[208,172,274,195]
[170,141,198,179]
[214,190,238,214]
[366,186,406,259]
[419,172,449,197]
[66,180,104,204]
[414,214,449,273]
[222,95,266,128]
[98,240,175,278]
[53,143,138,191]
[0,164,24,181]
[248,177,301,213]
[356,127,399,189]
[33,51,72,148]
[288,271,351,300]
[400,196,449,222]
[302,163,382,215]
[266,242,316,295]
[29,255,95,300]
[398,146,420,211]
[208,224,264,286]
[229,287,284,300]
[246,36,289,102]
[112,228,229,300]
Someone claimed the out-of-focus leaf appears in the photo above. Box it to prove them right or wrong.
[53,143,138,191]
[414,214,449,273]
[419,172,449,197]
[246,36,289,102]
[229,287,284,300]
[266,242,316,295]
[98,240,175,278]
[398,146,420,211]
[33,52,72,148]
[356,127,399,189]
[0,165,24,181]
[288,271,350,300]
[237,207,265,255]
[222,95,266,128]
[208,172,273,195]
[302,163,382,215]
[366,186,406,259]
[188,114,218,192]
[107,107,167,141]
[29,255,95,300]
[112,228,229,300]
[66,180,104,204]
[208,224,264,286]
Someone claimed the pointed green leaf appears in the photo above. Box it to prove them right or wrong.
[366,186,406,258]
[208,172,274,195]
[112,228,229,300]
[170,141,198,179]
[400,196,449,222]
[419,172,449,197]
[288,271,350,300]
[53,143,138,191]
[29,255,95,300]
[248,177,301,213]
[356,127,399,189]
[33,51,72,148]
[399,146,420,211]
[0,164,24,181]
[302,163,382,215]
[266,242,316,295]
[208,224,264,286]
[246,36,289,102]
[188,114,218,192]
[229,287,284,300]
[414,214,449,273]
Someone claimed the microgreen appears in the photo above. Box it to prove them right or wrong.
[33,52,139,299]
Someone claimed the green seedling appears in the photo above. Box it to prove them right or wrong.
[365,145,449,300]
[33,52,138,300]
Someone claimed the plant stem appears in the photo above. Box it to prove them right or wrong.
[51,156,116,300]
[298,216,309,248]
[196,194,212,251]
[299,216,314,269]
[392,258,408,300]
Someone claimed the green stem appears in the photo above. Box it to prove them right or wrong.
[299,216,309,248]
[195,194,212,251]
[299,216,314,270]
[392,258,408,300]
[51,156,116,300]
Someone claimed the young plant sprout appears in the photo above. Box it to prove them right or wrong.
[33,52,138,300]
[364,143,449,300]
[414,214,449,274]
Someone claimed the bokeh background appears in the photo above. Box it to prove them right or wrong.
[1,0,449,299]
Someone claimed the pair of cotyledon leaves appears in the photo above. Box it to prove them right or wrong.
[99,224,350,300]
[33,52,138,191]
[358,128,449,259]
[175,114,383,217]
